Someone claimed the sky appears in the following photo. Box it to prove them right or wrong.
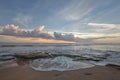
[0,0,120,44]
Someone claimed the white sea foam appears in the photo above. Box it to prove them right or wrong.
[30,56,94,71]
[0,43,120,71]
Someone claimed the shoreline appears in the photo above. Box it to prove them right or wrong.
[0,63,120,80]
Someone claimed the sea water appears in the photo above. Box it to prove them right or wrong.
[0,43,120,71]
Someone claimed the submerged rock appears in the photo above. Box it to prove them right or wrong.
[0,56,15,61]
[3,52,104,62]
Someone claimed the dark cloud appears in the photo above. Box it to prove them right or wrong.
[53,32,94,44]
[54,32,75,41]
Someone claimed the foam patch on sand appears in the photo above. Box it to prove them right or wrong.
[30,56,94,71]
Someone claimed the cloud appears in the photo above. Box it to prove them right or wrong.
[54,32,75,41]
[53,32,94,44]
[34,25,45,32]
[88,23,120,28]
[0,24,80,41]
[88,23,120,32]
[58,0,94,21]
[0,24,53,39]
[1,24,120,44]
[13,14,32,28]
[0,24,94,43]
[2,24,19,35]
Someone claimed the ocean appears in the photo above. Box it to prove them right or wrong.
[0,43,120,71]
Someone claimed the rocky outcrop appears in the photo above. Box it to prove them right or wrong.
[106,64,120,70]
[2,52,103,61]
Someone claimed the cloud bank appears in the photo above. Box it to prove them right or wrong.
[0,24,91,43]
[1,24,120,44]
[0,24,53,39]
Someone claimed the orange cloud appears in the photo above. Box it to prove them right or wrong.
[0,35,75,43]
[95,37,120,44]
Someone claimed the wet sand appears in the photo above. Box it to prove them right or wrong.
[0,63,120,80]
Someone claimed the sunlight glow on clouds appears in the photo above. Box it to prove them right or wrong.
[0,0,120,44]
[0,24,120,44]
[0,24,78,43]
[0,35,75,43]
[34,25,45,32]
[88,23,120,29]
[88,23,120,32]
[0,24,53,39]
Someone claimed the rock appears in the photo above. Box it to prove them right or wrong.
[0,57,15,61]
[106,64,120,70]
[2,52,102,62]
